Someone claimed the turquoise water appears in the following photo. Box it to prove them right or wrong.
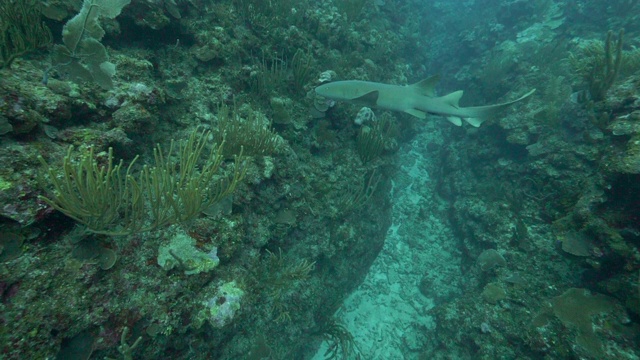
[0,1,639,359]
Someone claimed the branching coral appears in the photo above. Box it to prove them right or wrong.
[569,30,624,102]
[0,0,52,69]
[39,130,245,235]
[212,104,284,157]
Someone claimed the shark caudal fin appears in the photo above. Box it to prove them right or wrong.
[453,89,536,127]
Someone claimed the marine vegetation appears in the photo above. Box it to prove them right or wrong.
[211,103,284,157]
[39,130,245,235]
[0,0,52,69]
[569,29,624,102]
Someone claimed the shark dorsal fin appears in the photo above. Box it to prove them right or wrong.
[410,75,440,97]
[441,90,464,108]
[352,90,379,107]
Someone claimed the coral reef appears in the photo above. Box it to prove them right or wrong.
[1,0,639,359]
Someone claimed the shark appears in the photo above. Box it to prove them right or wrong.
[314,75,535,127]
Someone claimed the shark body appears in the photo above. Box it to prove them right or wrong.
[315,75,535,127]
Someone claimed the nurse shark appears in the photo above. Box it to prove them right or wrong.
[315,75,535,127]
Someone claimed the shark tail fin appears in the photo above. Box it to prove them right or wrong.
[462,89,536,126]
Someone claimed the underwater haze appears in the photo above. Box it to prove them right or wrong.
[1,0,639,359]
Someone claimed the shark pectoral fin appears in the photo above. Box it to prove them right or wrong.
[464,117,485,127]
[405,108,427,119]
[410,74,440,97]
[447,116,463,126]
[352,91,379,107]
[441,90,464,108]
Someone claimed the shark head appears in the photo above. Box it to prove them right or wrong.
[315,82,347,99]
[316,81,379,103]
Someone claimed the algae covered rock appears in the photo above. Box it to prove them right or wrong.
[157,231,220,275]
